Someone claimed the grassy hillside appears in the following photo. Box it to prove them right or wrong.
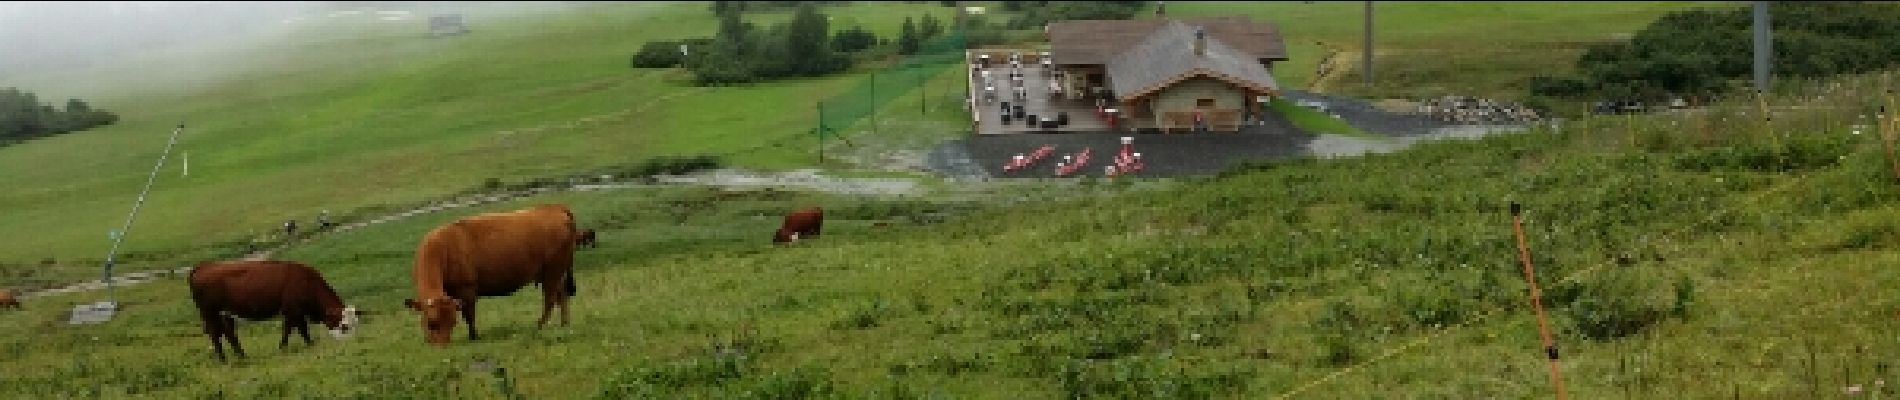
[4,71,1897,398]
[0,1,1733,265]
[1162,1,1738,100]
[0,1,963,263]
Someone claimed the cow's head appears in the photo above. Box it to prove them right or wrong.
[773,229,796,244]
[404,297,462,346]
[323,305,360,340]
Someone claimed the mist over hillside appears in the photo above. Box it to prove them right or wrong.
[0,1,596,80]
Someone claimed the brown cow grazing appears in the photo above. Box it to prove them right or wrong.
[0,289,19,310]
[406,203,579,346]
[773,207,824,244]
[576,228,598,249]
[187,260,358,361]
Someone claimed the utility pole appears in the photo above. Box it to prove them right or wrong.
[99,123,185,314]
[1753,1,1770,93]
[1363,1,1374,87]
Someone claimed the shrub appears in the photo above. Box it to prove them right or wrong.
[1559,268,1672,341]
[1534,2,1900,102]
[632,40,686,68]
[830,26,877,53]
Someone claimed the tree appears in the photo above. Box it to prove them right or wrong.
[831,25,878,53]
[898,16,921,55]
[0,88,116,146]
[1532,1,1900,102]
[920,13,944,39]
[785,2,834,75]
[715,6,754,55]
[631,40,685,68]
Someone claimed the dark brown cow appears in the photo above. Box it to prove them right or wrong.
[187,260,358,361]
[0,289,19,310]
[773,207,824,244]
[406,203,578,346]
[576,228,598,249]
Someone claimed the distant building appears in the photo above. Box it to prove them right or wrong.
[430,14,469,37]
[1045,16,1289,132]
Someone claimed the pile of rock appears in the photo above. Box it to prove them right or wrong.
[1415,95,1542,125]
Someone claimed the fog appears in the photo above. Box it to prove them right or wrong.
[0,1,600,89]
[0,2,325,76]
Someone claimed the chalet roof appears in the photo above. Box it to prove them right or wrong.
[1107,21,1279,102]
[1046,16,1288,66]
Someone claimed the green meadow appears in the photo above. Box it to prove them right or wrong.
[0,1,961,264]
[6,1,1898,398]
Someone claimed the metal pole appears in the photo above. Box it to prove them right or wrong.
[871,72,879,136]
[1753,1,1770,93]
[101,123,185,307]
[1363,1,1374,87]
[816,102,825,165]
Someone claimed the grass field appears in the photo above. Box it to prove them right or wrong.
[1266,97,1375,138]
[8,3,1900,397]
[0,1,1733,265]
[0,2,963,264]
[4,70,1900,398]
[1160,1,1739,101]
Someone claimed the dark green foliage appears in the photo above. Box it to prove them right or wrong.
[830,25,877,53]
[630,40,685,68]
[0,88,118,147]
[1671,128,1854,173]
[710,1,847,13]
[1532,1,1900,102]
[919,13,943,39]
[897,17,920,55]
[1057,356,1250,399]
[1556,268,1673,341]
[1007,1,1147,30]
[684,2,850,85]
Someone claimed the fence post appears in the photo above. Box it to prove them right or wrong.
[871,71,879,136]
[817,101,826,165]
[915,63,923,114]
[1510,202,1569,400]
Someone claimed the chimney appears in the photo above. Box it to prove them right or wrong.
[1194,27,1206,57]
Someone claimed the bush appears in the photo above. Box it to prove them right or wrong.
[830,25,877,53]
[1671,131,1853,173]
[1557,268,1673,341]
[0,88,119,147]
[632,40,686,68]
[1536,2,1900,102]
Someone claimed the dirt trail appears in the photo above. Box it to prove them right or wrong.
[16,169,936,301]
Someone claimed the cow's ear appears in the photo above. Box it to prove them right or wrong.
[404,299,420,310]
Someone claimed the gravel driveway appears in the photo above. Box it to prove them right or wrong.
[925,90,1542,179]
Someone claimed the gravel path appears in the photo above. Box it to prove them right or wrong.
[1279,90,1453,137]
[926,90,1543,178]
[18,170,934,304]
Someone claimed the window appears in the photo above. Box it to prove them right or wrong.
[1197,98,1216,108]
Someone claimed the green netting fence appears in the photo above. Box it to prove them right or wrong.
[814,30,969,151]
